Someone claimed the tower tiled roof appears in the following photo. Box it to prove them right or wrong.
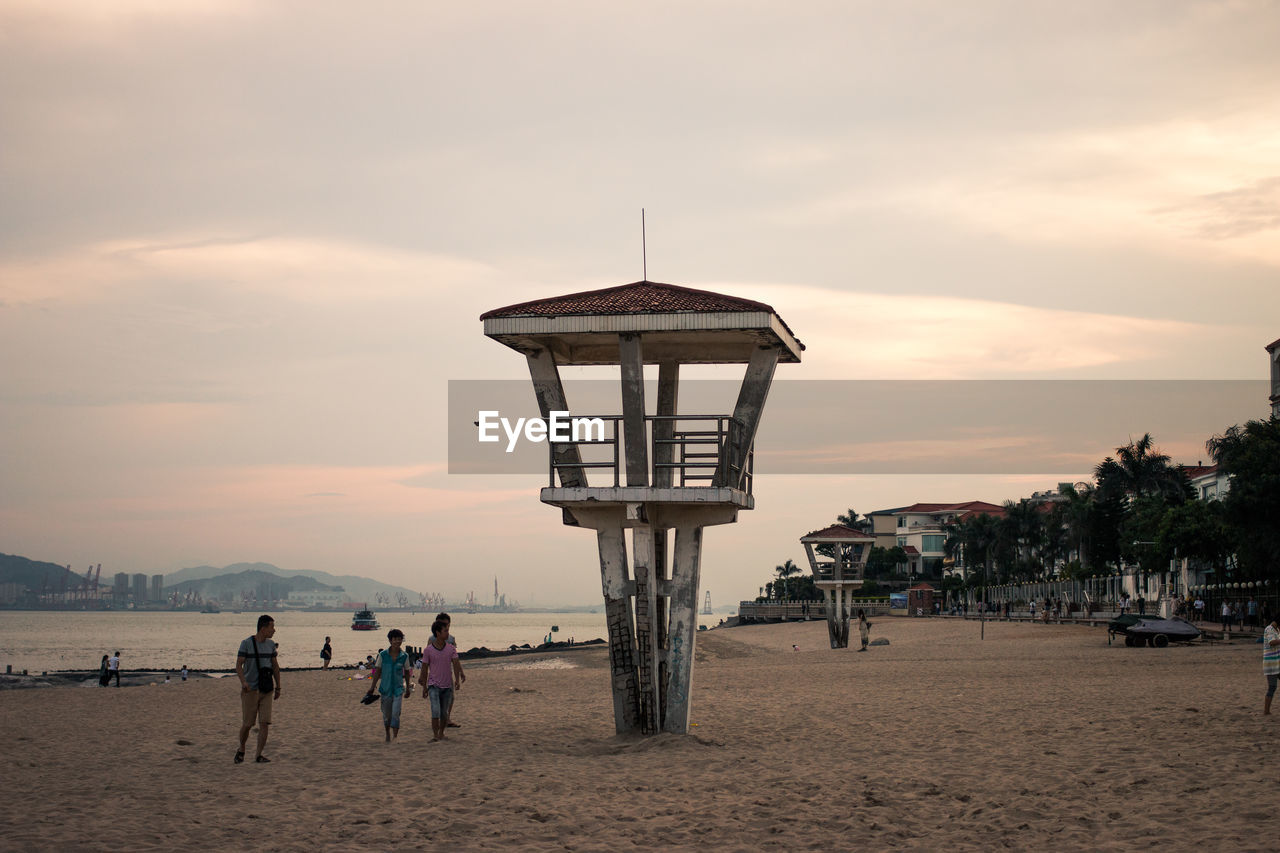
[481,280,775,319]
[481,279,804,364]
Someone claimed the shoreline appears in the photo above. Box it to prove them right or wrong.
[0,636,610,689]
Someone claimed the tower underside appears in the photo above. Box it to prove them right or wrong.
[554,498,740,735]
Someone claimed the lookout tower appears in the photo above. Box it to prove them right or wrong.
[799,524,874,648]
[482,280,803,735]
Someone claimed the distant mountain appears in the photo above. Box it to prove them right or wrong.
[163,562,421,606]
[168,568,341,601]
[162,562,283,586]
[0,553,81,590]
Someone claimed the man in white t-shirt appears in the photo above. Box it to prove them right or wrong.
[108,651,120,688]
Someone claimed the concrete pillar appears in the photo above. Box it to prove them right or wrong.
[718,346,780,490]
[826,587,844,649]
[632,524,660,734]
[526,347,586,488]
[653,362,679,488]
[596,526,639,734]
[619,333,648,487]
[664,526,702,733]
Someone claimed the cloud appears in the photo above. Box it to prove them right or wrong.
[1154,175,1280,240]
[709,283,1223,379]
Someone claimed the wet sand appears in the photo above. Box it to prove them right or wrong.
[1,617,1274,850]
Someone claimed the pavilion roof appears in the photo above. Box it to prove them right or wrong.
[800,524,876,543]
[481,280,804,365]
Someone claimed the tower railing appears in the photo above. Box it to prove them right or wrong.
[547,414,753,494]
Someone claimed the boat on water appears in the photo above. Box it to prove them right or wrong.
[200,603,221,614]
[351,608,379,631]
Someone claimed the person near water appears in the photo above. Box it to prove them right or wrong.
[98,654,110,687]
[321,636,332,670]
[108,651,121,687]
[419,618,465,742]
[436,613,461,728]
[366,629,413,742]
[235,614,281,764]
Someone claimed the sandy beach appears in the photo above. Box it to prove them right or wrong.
[2,617,1275,851]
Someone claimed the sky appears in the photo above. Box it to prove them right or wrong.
[2,1,1278,607]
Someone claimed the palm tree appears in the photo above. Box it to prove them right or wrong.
[835,508,871,533]
[945,513,1001,591]
[1001,500,1046,580]
[1059,483,1095,571]
[774,559,801,601]
[1096,433,1192,503]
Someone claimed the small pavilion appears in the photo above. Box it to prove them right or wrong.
[482,280,803,735]
[799,524,874,648]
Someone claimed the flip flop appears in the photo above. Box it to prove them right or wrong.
[234,751,244,764]
[255,755,270,763]
[446,722,461,728]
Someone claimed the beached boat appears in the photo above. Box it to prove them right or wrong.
[1122,617,1200,647]
[351,608,379,631]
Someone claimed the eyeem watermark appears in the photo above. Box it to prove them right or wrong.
[477,410,605,453]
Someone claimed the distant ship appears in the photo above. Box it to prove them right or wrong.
[200,602,221,614]
[351,608,379,631]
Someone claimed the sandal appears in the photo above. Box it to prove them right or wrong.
[255,755,270,763]
[234,751,245,764]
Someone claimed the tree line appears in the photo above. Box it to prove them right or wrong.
[757,416,1280,600]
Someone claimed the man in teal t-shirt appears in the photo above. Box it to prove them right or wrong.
[366,629,412,741]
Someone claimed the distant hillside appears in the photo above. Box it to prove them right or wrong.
[163,562,421,606]
[0,553,80,590]
[163,562,284,586]
[168,568,341,601]
[2,555,423,607]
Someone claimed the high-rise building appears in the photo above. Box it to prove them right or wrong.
[132,573,147,602]
[114,572,129,600]
[151,574,164,602]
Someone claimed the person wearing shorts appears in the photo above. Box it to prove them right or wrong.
[1264,616,1279,716]
[235,614,281,763]
[419,618,464,741]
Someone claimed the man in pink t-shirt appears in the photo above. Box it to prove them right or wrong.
[418,618,465,741]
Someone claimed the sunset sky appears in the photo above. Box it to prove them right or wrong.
[2,1,1277,607]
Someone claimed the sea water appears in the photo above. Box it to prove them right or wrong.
[0,609,723,674]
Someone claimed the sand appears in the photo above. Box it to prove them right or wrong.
[1,617,1275,851]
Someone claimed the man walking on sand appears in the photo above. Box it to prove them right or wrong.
[108,650,121,687]
[366,628,413,742]
[437,612,461,728]
[235,614,281,764]
[1264,615,1280,716]
[419,618,465,741]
